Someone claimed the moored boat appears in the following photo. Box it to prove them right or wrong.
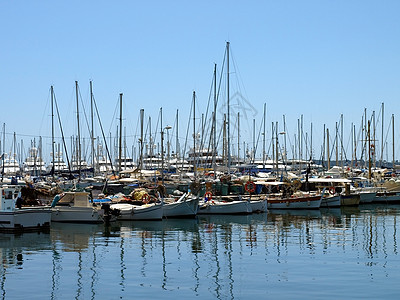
[51,192,113,223]
[267,192,323,209]
[197,197,252,215]
[111,202,163,220]
[0,185,51,232]
[162,193,199,218]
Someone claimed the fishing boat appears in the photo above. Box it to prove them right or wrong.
[197,195,252,215]
[110,202,163,220]
[240,195,267,213]
[162,193,199,218]
[267,192,323,209]
[51,191,114,223]
[0,185,51,232]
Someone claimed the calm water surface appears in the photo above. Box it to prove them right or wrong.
[1,204,399,299]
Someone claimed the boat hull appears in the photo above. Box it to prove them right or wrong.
[267,195,322,209]
[163,197,199,218]
[340,194,360,206]
[320,195,341,208]
[0,208,51,232]
[111,203,163,220]
[51,206,104,223]
[197,200,252,215]
[373,192,400,203]
[359,192,376,204]
[249,199,267,213]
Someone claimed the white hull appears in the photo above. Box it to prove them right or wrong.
[163,196,199,218]
[111,203,163,220]
[320,195,341,208]
[0,208,51,232]
[267,195,322,209]
[197,200,252,215]
[51,206,104,223]
[249,199,267,212]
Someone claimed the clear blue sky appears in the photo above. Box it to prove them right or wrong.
[1,0,399,163]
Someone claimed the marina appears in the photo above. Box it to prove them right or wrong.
[2,1,400,298]
[1,204,399,299]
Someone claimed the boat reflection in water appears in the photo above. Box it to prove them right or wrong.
[0,204,399,299]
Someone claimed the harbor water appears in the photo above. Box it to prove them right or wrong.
[1,204,399,299]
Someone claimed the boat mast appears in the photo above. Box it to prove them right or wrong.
[1,123,4,182]
[140,109,144,170]
[392,114,395,172]
[368,120,372,180]
[380,102,384,167]
[176,109,179,159]
[118,93,123,173]
[213,64,217,175]
[262,104,266,169]
[327,128,330,170]
[75,81,81,181]
[237,112,240,166]
[90,80,95,176]
[50,86,55,178]
[252,118,255,163]
[226,41,231,173]
[192,91,197,178]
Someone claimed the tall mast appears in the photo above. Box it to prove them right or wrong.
[192,91,196,177]
[275,121,279,173]
[392,114,395,171]
[381,102,384,167]
[139,109,144,169]
[75,81,81,180]
[176,109,179,159]
[90,80,95,176]
[327,128,330,170]
[368,120,372,180]
[252,118,255,162]
[335,122,338,167]
[119,93,123,173]
[340,114,343,169]
[226,41,231,172]
[283,115,287,163]
[160,107,164,184]
[262,104,266,169]
[213,64,217,174]
[51,86,55,178]
[1,123,4,182]
[237,112,240,166]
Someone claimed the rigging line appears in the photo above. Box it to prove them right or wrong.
[107,96,120,137]
[200,68,218,151]
[53,93,72,176]
[181,96,193,170]
[93,94,115,176]
[77,83,92,139]
[38,87,51,136]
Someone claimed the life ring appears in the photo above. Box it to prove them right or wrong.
[329,187,335,195]
[245,181,256,193]
[142,194,151,204]
[205,191,212,200]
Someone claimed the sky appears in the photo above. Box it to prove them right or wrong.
[1,0,400,164]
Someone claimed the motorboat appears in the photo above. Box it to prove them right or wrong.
[0,185,51,232]
[51,191,116,223]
